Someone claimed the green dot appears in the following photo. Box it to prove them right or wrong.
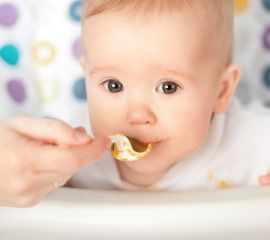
[36,78,59,104]
[0,43,20,66]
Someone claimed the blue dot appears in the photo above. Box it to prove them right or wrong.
[262,65,270,88]
[69,0,82,22]
[262,0,270,10]
[73,78,87,101]
[0,44,20,66]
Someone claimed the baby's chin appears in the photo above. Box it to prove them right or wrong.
[120,144,199,175]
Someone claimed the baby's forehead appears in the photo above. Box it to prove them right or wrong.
[82,0,233,70]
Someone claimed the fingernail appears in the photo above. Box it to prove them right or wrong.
[75,126,87,133]
[74,128,90,143]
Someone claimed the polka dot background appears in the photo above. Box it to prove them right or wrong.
[0,0,270,128]
[0,0,88,127]
[234,0,270,106]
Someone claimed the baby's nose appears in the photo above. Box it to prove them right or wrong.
[126,105,156,125]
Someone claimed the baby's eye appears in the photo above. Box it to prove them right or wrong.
[102,79,123,93]
[156,81,181,94]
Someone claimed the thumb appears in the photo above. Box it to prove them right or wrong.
[7,115,91,146]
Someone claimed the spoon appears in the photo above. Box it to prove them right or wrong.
[109,134,151,161]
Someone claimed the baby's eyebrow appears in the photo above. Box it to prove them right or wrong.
[89,67,121,76]
[89,65,194,81]
[154,66,194,82]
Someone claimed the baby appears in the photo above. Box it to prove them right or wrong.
[1,0,270,207]
[69,0,270,190]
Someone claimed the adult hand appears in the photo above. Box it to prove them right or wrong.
[0,115,109,207]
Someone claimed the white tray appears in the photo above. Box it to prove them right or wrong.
[0,187,270,240]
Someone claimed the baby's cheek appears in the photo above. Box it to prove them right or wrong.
[88,104,109,134]
[89,104,122,136]
[188,121,210,148]
[90,113,113,136]
[172,117,210,156]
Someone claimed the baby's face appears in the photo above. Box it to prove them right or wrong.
[82,10,224,174]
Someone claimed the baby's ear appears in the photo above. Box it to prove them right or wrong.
[214,64,241,114]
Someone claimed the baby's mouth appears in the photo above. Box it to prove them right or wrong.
[128,137,150,153]
[137,138,164,146]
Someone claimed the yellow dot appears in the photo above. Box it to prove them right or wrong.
[32,41,57,65]
[36,78,59,104]
[234,0,250,15]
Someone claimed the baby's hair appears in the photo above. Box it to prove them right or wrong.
[82,0,234,71]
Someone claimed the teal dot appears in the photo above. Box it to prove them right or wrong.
[0,44,20,66]
[262,65,270,88]
[263,0,270,10]
[73,77,87,101]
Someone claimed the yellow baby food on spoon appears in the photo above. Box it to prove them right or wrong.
[109,134,151,161]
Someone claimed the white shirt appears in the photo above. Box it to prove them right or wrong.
[70,99,270,191]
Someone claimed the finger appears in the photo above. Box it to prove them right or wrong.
[258,173,270,185]
[32,136,110,173]
[7,115,91,145]
[1,171,55,197]
[71,136,111,169]
[33,172,70,191]
[11,173,69,207]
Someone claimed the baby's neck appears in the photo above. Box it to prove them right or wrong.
[116,161,165,188]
